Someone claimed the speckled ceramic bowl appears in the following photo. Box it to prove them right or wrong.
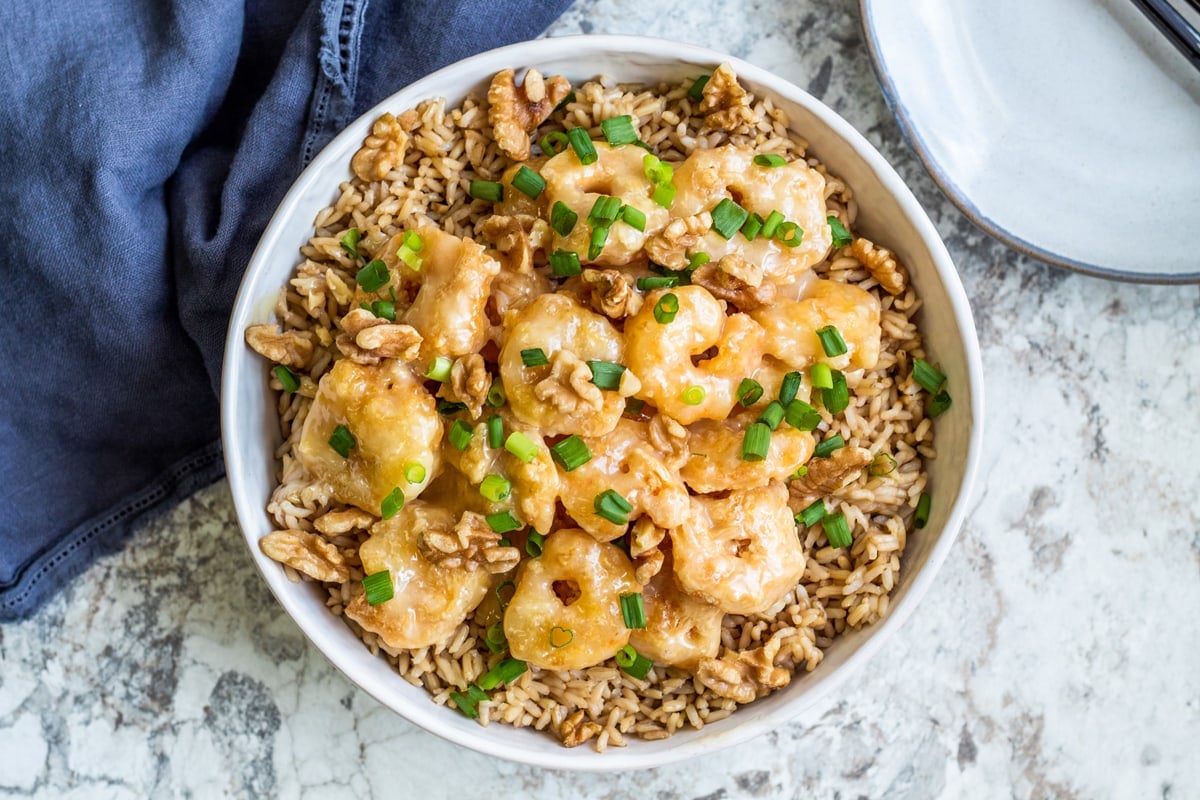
[221,34,984,771]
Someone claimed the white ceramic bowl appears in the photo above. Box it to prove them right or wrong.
[221,34,984,771]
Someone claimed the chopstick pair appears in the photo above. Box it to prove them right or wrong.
[1130,0,1200,71]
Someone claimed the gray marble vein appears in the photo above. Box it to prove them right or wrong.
[2,0,1198,797]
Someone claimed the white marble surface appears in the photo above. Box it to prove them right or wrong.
[3,1,1199,797]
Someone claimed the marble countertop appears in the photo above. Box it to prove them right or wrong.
[3,1,1199,797]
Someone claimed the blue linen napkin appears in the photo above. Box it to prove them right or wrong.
[0,0,572,621]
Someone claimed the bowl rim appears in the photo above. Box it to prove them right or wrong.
[220,33,985,771]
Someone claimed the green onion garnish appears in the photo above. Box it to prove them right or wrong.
[816,326,848,358]
[404,462,427,484]
[380,486,405,520]
[912,359,946,394]
[504,431,538,463]
[688,74,711,100]
[483,621,508,653]
[468,179,504,202]
[566,128,598,165]
[621,204,647,232]
[479,474,511,503]
[642,153,674,186]
[370,300,396,320]
[549,626,575,648]
[741,212,764,241]
[496,580,516,608]
[797,500,827,527]
[594,489,633,525]
[653,292,679,324]
[636,275,679,290]
[779,371,802,404]
[687,252,711,271]
[822,370,850,415]
[928,389,952,418]
[760,209,785,239]
[681,385,706,406]
[651,181,676,208]
[588,195,623,226]
[550,201,578,236]
[757,400,785,430]
[785,399,822,431]
[588,360,626,391]
[869,452,897,476]
[478,657,527,690]
[600,115,639,146]
[711,198,749,239]
[525,530,546,557]
[737,378,764,407]
[397,230,423,271]
[915,492,931,528]
[449,419,474,452]
[424,356,452,382]
[823,512,852,548]
[813,433,845,458]
[753,153,786,168]
[553,91,576,113]
[486,510,522,534]
[549,249,582,277]
[362,570,394,606]
[827,215,853,248]
[741,422,771,462]
[486,378,506,408]
[449,684,488,719]
[615,644,654,679]
[487,415,504,450]
[810,362,833,390]
[775,221,804,247]
[511,165,546,199]
[521,348,549,367]
[274,365,300,393]
[328,425,356,458]
[588,224,610,260]
[437,399,467,415]
[550,435,591,471]
[624,398,646,417]
[540,130,569,155]
[356,259,389,293]
[339,227,362,261]
[619,592,647,629]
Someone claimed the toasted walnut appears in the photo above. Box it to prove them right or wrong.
[634,547,665,584]
[690,255,777,312]
[440,354,491,418]
[259,530,350,583]
[558,710,603,748]
[696,636,791,704]
[643,213,711,269]
[534,350,604,413]
[647,413,689,469]
[480,214,542,274]
[351,112,414,182]
[336,308,423,365]
[313,507,376,536]
[789,446,873,509]
[851,236,909,296]
[630,517,667,558]
[418,511,520,574]
[699,63,755,131]
[579,269,643,319]
[488,68,572,160]
[245,324,315,369]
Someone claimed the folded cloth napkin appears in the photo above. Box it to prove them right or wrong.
[0,0,573,621]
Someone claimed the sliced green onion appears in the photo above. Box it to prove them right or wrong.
[589,195,623,226]
[402,229,422,251]
[823,512,852,548]
[741,422,771,462]
[616,644,654,679]
[486,510,522,534]
[642,153,674,186]
[356,259,389,293]
[588,224,610,260]
[790,464,809,480]
[928,389,952,418]
[594,489,633,525]
[621,204,647,232]
[741,212,764,241]
[797,499,827,527]
[619,592,647,629]
[816,326,848,358]
[540,130,569,155]
[737,378,764,407]
[775,221,804,247]
[486,378,506,408]
[688,74,711,100]
[757,400,785,430]
[588,360,627,391]
[397,230,423,271]
[504,431,538,463]
[479,474,511,502]
[449,419,474,452]
[822,370,850,415]
[779,371,802,404]
[553,91,576,113]
[362,570,394,606]
[636,275,679,290]
[753,153,787,167]
[651,181,676,208]
[810,362,833,390]
[468,179,504,202]
[549,626,575,648]
[600,115,639,146]
[449,683,487,719]
[436,399,467,415]
[813,433,845,459]
[339,227,362,261]
[912,359,947,394]
[424,356,453,382]
[478,658,527,690]
[624,398,646,417]
[681,385,706,406]
[687,252,711,271]
[370,300,396,320]
[566,127,597,165]
[525,530,546,557]
[404,462,427,484]
[483,621,507,653]
[711,198,749,239]
[549,249,582,277]
[785,399,822,431]
[915,492,931,528]
[550,201,578,236]
[869,452,897,477]
[760,209,785,239]
[521,348,549,367]
[827,215,853,248]
[496,580,516,608]
[653,292,679,324]
[550,435,591,471]
[380,486,405,520]
[511,165,546,199]
[487,415,504,449]
[274,365,300,393]
[328,425,356,458]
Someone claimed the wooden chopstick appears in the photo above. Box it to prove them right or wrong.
[1131,0,1200,71]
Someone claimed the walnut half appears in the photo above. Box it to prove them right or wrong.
[696,636,791,704]
[580,269,643,319]
[699,62,755,131]
[418,511,520,574]
[487,68,572,160]
[335,308,423,365]
[851,236,909,296]
[789,446,873,509]
[245,324,315,370]
[690,255,776,312]
[259,530,350,583]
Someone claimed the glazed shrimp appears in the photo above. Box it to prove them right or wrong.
[624,285,764,425]
[669,482,806,615]
[681,411,815,493]
[751,279,881,371]
[345,502,491,649]
[296,358,441,515]
[628,549,724,671]
[504,528,639,670]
